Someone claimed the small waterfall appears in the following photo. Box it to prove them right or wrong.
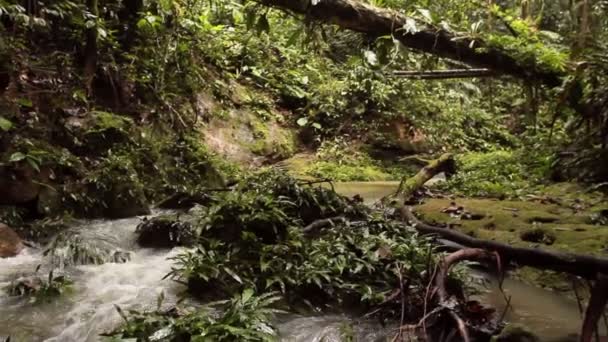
[0,215,185,342]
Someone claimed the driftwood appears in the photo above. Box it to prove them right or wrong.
[259,0,565,87]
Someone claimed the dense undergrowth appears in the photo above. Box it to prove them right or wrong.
[107,170,485,341]
[2,0,604,228]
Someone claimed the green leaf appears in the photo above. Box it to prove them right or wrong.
[296,117,308,127]
[223,267,243,284]
[26,158,40,172]
[9,152,27,163]
[0,117,13,131]
[312,122,322,130]
[242,288,254,303]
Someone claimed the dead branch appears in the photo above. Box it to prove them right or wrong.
[301,216,346,234]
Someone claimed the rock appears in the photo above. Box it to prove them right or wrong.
[45,228,131,267]
[492,324,540,342]
[0,223,24,258]
[8,275,44,296]
[104,194,151,219]
[424,172,447,186]
[0,165,51,205]
[136,216,196,248]
[157,192,214,210]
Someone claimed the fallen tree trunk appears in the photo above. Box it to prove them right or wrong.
[258,0,565,87]
[395,153,454,199]
[402,207,608,278]
[391,69,496,79]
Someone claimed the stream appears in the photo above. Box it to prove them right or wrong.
[0,182,595,341]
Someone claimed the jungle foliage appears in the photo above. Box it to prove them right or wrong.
[109,170,465,341]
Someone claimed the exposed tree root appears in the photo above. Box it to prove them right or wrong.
[580,276,608,342]
[434,248,495,342]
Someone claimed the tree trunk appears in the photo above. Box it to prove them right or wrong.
[258,0,565,87]
[84,0,99,97]
[119,0,143,51]
[391,69,495,79]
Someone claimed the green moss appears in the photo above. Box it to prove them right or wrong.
[414,188,608,290]
[247,114,297,160]
[88,111,133,132]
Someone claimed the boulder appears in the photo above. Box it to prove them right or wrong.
[0,223,24,258]
[0,165,50,205]
[136,216,196,248]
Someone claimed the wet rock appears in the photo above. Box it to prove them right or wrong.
[0,223,24,258]
[157,192,214,210]
[8,275,43,296]
[104,194,151,219]
[136,216,196,248]
[45,229,131,267]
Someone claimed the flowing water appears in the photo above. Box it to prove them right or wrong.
[0,183,595,341]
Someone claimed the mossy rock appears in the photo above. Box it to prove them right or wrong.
[67,111,134,155]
